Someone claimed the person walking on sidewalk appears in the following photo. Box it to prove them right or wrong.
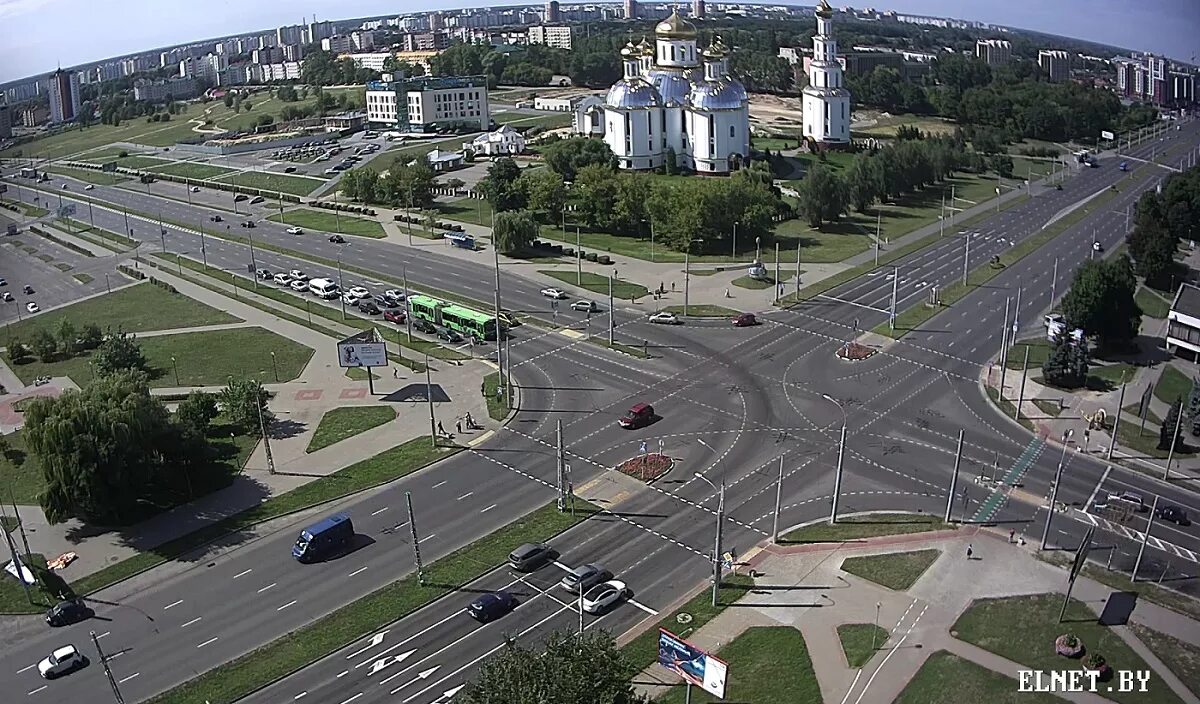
[1009,529,1015,543]
[437,421,446,437]
[966,544,974,560]
[456,420,462,435]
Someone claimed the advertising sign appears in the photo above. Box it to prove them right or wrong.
[1101,130,1115,141]
[337,329,387,368]
[657,628,728,698]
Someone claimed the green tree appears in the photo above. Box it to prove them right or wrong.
[1127,218,1177,287]
[541,138,616,182]
[176,391,219,433]
[990,154,1014,178]
[459,630,650,704]
[219,378,271,435]
[477,157,527,212]
[1041,330,1086,389]
[31,330,57,362]
[7,337,28,363]
[793,163,847,228]
[1187,377,1200,436]
[93,331,147,376]
[1060,256,1142,351]
[1160,396,1184,452]
[519,169,567,223]
[57,319,78,358]
[80,323,103,350]
[574,164,620,229]
[492,211,539,255]
[382,159,438,209]
[844,153,882,213]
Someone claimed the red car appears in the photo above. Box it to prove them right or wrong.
[618,403,655,429]
[384,309,406,325]
[732,313,759,327]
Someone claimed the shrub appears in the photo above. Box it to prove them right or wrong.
[1084,653,1107,670]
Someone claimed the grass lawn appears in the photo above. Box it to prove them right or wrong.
[655,627,821,704]
[1136,286,1171,319]
[1128,623,1200,697]
[9,326,313,388]
[622,575,754,675]
[1154,365,1192,405]
[853,113,959,138]
[770,218,874,263]
[268,208,385,238]
[1,282,239,341]
[45,166,129,185]
[2,199,50,218]
[1123,403,1162,426]
[1006,340,1051,369]
[840,549,940,591]
[146,161,236,180]
[215,170,326,197]
[662,304,741,317]
[0,431,45,504]
[483,371,510,421]
[953,593,1184,704]
[492,112,573,130]
[894,650,1070,704]
[1115,414,1193,460]
[837,623,889,668]
[437,197,493,227]
[538,270,649,300]
[306,406,396,453]
[783,513,952,543]
[1089,363,1137,389]
[732,270,795,290]
[146,498,592,704]
[2,120,188,160]
[751,136,802,151]
[0,553,48,613]
[1010,155,1057,180]
[73,273,94,284]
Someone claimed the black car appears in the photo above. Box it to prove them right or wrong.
[209,215,222,222]
[255,268,272,280]
[45,599,92,627]
[250,196,265,204]
[373,293,394,307]
[23,285,34,295]
[242,220,256,228]
[437,328,463,344]
[329,234,346,244]
[357,300,381,315]
[466,591,517,623]
[413,318,437,335]
[234,194,248,202]
[1155,505,1191,525]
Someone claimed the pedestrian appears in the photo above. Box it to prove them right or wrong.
[466,412,474,428]
[456,420,462,434]
[966,544,973,560]
[724,288,730,298]
[671,281,676,292]
[659,281,664,294]
[437,421,445,437]
[1008,529,1015,543]
[393,368,399,379]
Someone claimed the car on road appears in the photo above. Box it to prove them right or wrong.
[2,292,12,302]
[289,279,308,292]
[1092,241,1103,252]
[618,402,655,429]
[1155,505,1190,525]
[413,318,437,335]
[571,300,598,312]
[732,313,759,327]
[341,291,362,305]
[466,591,517,623]
[498,311,521,328]
[210,215,222,222]
[250,196,265,204]
[508,542,553,572]
[23,285,34,294]
[241,221,256,228]
[26,302,39,313]
[286,227,303,235]
[540,287,568,299]
[383,309,406,325]
[329,234,346,244]
[1044,313,1064,328]
[190,186,201,193]
[383,289,406,305]
[1107,491,1148,512]
[648,312,680,325]
[45,599,91,627]
[38,645,86,679]
[284,166,297,173]
[559,563,609,593]
[581,580,628,614]
[84,184,94,191]
[255,268,272,280]
[347,286,369,299]
[0,277,6,286]
[358,300,381,315]
[273,273,293,286]
[234,194,248,202]
[372,293,394,307]
[437,327,463,343]
[60,183,68,189]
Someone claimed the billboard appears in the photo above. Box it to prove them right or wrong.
[1100,130,1115,141]
[338,329,387,368]
[657,628,728,698]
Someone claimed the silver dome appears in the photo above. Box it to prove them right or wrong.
[606,79,663,110]
[650,70,692,106]
[688,78,748,111]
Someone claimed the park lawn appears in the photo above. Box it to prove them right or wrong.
[437,197,493,227]
[216,170,326,197]
[1,281,239,341]
[837,623,889,668]
[771,218,874,263]
[655,627,822,704]
[1128,623,1200,697]
[45,166,129,185]
[783,513,953,543]
[751,136,801,152]
[492,112,573,130]
[0,430,45,504]
[1136,286,1171,319]
[854,112,959,138]
[953,593,1184,704]
[268,208,385,238]
[538,270,648,300]
[1006,340,1051,370]
[1154,365,1192,405]
[894,650,1070,704]
[1011,155,1056,180]
[483,372,510,421]
[840,549,940,591]
[1089,363,1136,389]
[306,406,396,453]
[1,120,195,160]
[147,161,236,180]
[732,270,796,290]
[622,575,754,674]
[388,135,475,160]
[8,326,313,388]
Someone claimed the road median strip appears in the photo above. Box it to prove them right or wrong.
[145,499,599,704]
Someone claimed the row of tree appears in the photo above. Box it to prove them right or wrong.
[1128,166,1200,289]
[339,159,440,209]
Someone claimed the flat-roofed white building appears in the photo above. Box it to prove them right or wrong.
[365,75,489,132]
[1167,283,1200,360]
[464,125,525,155]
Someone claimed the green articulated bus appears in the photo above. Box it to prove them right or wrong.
[407,294,447,323]
[407,294,499,341]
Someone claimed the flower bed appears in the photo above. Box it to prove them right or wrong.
[1084,652,1109,677]
[616,453,673,482]
[1055,633,1084,658]
[836,342,876,361]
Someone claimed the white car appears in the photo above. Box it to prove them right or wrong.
[648,312,679,325]
[289,270,308,281]
[540,287,568,300]
[347,286,370,299]
[273,273,293,286]
[289,279,308,292]
[383,289,406,303]
[341,291,362,305]
[571,300,597,312]
[1092,241,1103,252]
[84,184,94,191]
[580,580,627,614]
[190,186,201,193]
[286,227,303,235]
[38,644,85,679]
[25,302,39,313]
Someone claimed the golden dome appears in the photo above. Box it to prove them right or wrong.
[655,9,697,39]
[702,38,726,59]
[816,0,834,18]
[619,41,638,57]
[637,36,654,56]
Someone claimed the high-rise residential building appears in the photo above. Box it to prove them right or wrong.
[277,25,303,46]
[19,104,49,127]
[975,39,1011,67]
[528,25,573,50]
[133,77,201,102]
[802,0,851,147]
[0,104,12,140]
[252,47,282,64]
[323,31,377,53]
[283,44,305,62]
[47,68,80,123]
[1115,53,1197,107]
[5,81,42,105]
[179,53,227,81]
[545,1,560,23]
[1037,50,1070,82]
[305,20,334,45]
[428,12,443,31]
[365,75,490,131]
[400,32,450,52]
[624,0,638,20]
[692,0,705,19]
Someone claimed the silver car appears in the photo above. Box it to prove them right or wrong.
[559,563,608,593]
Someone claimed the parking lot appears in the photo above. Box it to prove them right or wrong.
[0,214,119,324]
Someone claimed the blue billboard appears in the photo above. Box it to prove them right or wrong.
[657,628,728,698]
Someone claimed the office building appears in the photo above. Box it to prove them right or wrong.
[801,1,850,147]
[528,25,573,50]
[1037,50,1070,82]
[47,68,80,123]
[975,39,1011,67]
[693,0,705,19]
[545,1,560,23]
[0,104,12,140]
[365,75,489,132]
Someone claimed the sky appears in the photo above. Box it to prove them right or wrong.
[1,0,1197,84]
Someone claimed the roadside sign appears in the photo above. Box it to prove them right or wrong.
[1069,527,1095,585]
[657,628,728,698]
[1137,385,1153,420]
[1101,130,1115,141]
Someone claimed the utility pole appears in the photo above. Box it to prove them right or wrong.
[556,420,566,512]
[712,482,724,607]
[1164,404,1185,480]
[491,210,504,397]
[998,297,1011,401]
[608,274,615,345]
[92,630,125,704]
[257,387,275,475]
[888,266,898,330]
[248,228,259,290]
[771,454,785,543]
[683,251,690,317]
[403,267,413,344]
[950,184,956,226]
[946,429,963,522]
[830,423,846,524]
[1050,258,1058,306]
[939,194,945,237]
[406,491,425,585]
[425,352,436,448]
[1132,495,1160,581]
[1,511,31,604]
[1108,381,1126,460]
[1040,430,1073,549]
[795,239,802,299]
[1015,347,1030,420]
[961,231,970,286]
[337,256,346,320]
[773,242,781,304]
[505,335,513,409]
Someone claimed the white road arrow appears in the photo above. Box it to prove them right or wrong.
[387,666,440,695]
[345,631,389,660]
[437,684,466,701]
[367,649,416,676]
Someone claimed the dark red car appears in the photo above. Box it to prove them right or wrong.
[383,309,406,325]
[732,313,759,327]
[618,403,655,429]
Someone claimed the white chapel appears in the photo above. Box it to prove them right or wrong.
[801,0,851,148]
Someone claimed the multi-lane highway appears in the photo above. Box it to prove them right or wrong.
[1,119,1199,703]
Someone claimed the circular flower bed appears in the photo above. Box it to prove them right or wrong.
[1084,653,1109,675]
[1055,633,1084,658]
[836,342,876,361]
[616,452,673,482]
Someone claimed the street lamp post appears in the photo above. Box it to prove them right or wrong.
[171,356,179,386]
[1040,429,1073,550]
[337,255,346,320]
[693,472,725,608]
[823,394,847,524]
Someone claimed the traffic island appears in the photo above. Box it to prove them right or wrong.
[839,548,941,591]
[835,341,877,361]
[616,452,674,482]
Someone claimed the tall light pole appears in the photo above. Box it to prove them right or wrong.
[336,255,346,320]
[693,472,725,608]
[1040,429,1073,550]
[491,210,504,397]
[823,394,847,524]
[771,454,785,543]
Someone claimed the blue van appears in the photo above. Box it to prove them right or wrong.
[292,514,354,563]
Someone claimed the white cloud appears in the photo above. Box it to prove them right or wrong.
[0,0,56,20]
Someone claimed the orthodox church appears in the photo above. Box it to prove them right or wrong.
[801,0,851,148]
[574,9,750,173]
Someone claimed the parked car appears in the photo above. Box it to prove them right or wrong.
[286,227,303,235]
[581,580,628,614]
[383,289,406,305]
[45,599,91,627]
[373,293,394,307]
[84,184,94,191]
[26,302,39,313]
[466,591,517,623]
[241,221,256,228]
[648,312,680,325]
[508,543,553,572]
[413,318,437,334]
[273,273,293,286]
[732,313,759,327]
[250,196,265,204]
[1092,241,1103,252]
[190,186,201,193]
[341,291,361,305]
[540,287,568,299]
[289,279,309,292]
[347,286,369,299]
[255,268,272,280]
[559,563,609,593]
[38,645,86,679]
[0,277,7,286]
[23,284,34,294]
[2,292,12,302]
[437,327,463,343]
[1155,505,1191,525]
[329,234,346,244]
[289,270,308,281]
[383,309,406,325]
[234,194,248,202]
[209,215,222,222]
[358,300,381,315]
